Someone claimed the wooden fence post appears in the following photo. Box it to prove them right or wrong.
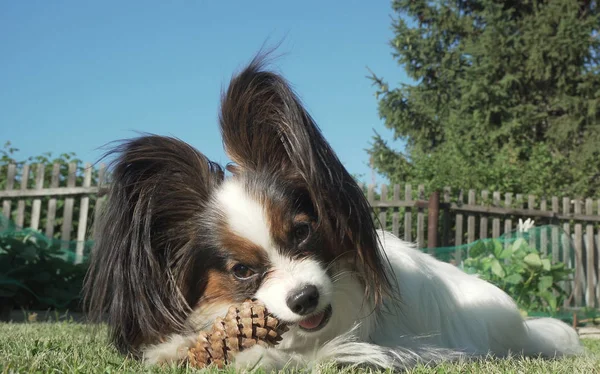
[15,164,30,227]
[441,187,451,247]
[30,163,45,231]
[2,164,16,219]
[585,199,596,307]
[391,185,400,237]
[562,197,572,307]
[574,198,584,306]
[417,185,425,248]
[467,190,476,244]
[454,189,464,262]
[404,185,412,242]
[427,190,440,253]
[379,184,388,232]
[45,163,61,237]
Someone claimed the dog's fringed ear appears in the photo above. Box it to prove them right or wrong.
[83,135,223,356]
[220,55,393,304]
[219,57,306,176]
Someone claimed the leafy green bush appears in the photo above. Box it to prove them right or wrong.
[0,225,87,314]
[462,236,572,314]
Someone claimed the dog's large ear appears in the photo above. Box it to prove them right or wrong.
[220,56,392,304]
[83,135,223,356]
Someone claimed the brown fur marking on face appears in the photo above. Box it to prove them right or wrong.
[263,198,291,246]
[197,269,236,305]
[219,224,269,269]
[195,227,268,309]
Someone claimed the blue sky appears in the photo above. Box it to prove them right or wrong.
[1,0,409,184]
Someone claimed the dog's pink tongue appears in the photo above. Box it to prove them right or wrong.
[298,311,325,330]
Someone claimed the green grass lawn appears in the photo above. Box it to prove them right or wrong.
[1,322,599,373]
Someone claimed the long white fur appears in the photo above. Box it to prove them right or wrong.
[143,181,584,371]
[215,180,272,250]
[372,230,583,359]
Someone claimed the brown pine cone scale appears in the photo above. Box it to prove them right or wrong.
[187,300,289,369]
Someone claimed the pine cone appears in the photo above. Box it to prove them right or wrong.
[187,300,289,369]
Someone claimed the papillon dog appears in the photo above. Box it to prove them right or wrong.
[84,54,583,371]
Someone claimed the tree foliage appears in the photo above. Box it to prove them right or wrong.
[370,0,600,197]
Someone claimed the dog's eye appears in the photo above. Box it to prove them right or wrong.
[293,223,311,243]
[232,264,255,280]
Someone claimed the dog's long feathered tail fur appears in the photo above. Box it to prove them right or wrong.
[83,135,223,356]
[521,318,584,357]
[317,320,582,369]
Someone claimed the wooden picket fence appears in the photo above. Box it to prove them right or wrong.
[1,163,599,307]
[364,184,600,309]
[0,162,106,264]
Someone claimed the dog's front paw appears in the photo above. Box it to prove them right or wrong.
[232,345,299,373]
[232,345,274,372]
[142,334,196,366]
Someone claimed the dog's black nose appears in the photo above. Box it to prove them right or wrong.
[286,285,319,315]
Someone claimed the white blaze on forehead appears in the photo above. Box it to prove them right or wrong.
[215,180,272,250]
[215,180,334,323]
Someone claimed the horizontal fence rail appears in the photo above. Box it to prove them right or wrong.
[1,163,599,308]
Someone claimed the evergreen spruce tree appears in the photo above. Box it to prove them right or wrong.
[369,0,600,197]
